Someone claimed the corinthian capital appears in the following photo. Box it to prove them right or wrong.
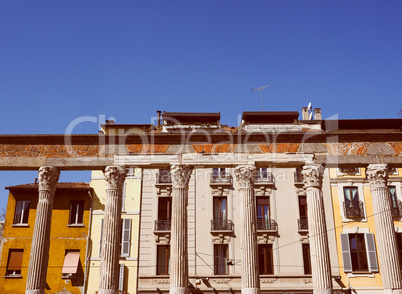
[171,164,194,189]
[366,164,388,189]
[302,164,324,189]
[234,165,256,189]
[38,166,60,192]
[104,166,126,190]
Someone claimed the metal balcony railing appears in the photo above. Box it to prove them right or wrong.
[256,218,277,231]
[210,219,234,231]
[294,172,303,185]
[391,200,402,218]
[254,172,273,184]
[154,220,171,231]
[210,172,232,184]
[156,171,172,184]
[298,218,308,231]
[343,200,365,218]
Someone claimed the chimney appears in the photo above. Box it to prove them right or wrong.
[302,107,309,120]
[156,110,162,129]
[314,108,322,120]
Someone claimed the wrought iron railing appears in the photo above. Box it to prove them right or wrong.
[298,218,308,231]
[391,200,402,218]
[254,172,273,184]
[154,220,171,231]
[256,218,277,231]
[210,219,234,231]
[294,172,303,185]
[343,200,365,218]
[157,171,172,184]
[210,173,232,184]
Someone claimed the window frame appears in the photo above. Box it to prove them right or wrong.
[5,249,24,277]
[13,200,30,225]
[156,245,170,275]
[258,244,273,275]
[302,244,311,275]
[214,244,229,275]
[68,200,85,226]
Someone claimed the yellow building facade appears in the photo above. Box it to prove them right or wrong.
[0,182,92,294]
[331,167,402,293]
[86,168,141,294]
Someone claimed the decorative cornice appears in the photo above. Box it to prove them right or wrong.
[302,164,324,189]
[104,166,126,190]
[234,165,256,189]
[366,164,388,189]
[170,164,194,189]
[38,166,60,192]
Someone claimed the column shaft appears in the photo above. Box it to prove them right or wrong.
[235,165,260,294]
[302,165,332,294]
[99,166,125,294]
[26,166,60,294]
[169,165,193,294]
[367,164,402,292]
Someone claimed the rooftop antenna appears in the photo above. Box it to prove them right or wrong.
[307,102,313,120]
[251,85,270,111]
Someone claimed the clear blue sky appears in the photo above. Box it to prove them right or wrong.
[0,1,401,210]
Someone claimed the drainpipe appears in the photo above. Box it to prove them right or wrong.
[83,189,93,294]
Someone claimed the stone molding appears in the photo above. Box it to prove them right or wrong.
[302,164,324,189]
[366,164,389,189]
[38,166,60,192]
[104,166,126,190]
[170,164,194,189]
[234,165,256,189]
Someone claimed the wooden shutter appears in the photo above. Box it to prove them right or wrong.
[365,233,379,272]
[7,250,23,271]
[340,233,352,272]
[118,263,125,292]
[121,219,131,257]
[99,218,104,258]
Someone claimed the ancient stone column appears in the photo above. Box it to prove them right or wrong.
[367,164,402,294]
[302,164,332,294]
[99,166,126,294]
[234,165,260,294]
[26,166,60,294]
[169,164,193,294]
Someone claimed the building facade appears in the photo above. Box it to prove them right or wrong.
[0,182,92,294]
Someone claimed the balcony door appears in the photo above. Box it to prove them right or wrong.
[256,197,270,230]
[213,197,227,228]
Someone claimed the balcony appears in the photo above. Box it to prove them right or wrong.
[154,220,171,232]
[298,218,308,232]
[210,173,232,185]
[210,219,234,231]
[256,218,277,231]
[294,171,303,186]
[254,172,274,184]
[391,200,402,218]
[156,171,172,184]
[343,200,365,219]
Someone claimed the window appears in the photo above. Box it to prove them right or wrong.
[157,246,170,275]
[302,244,311,274]
[256,197,271,230]
[62,250,80,277]
[258,244,273,275]
[213,197,227,230]
[214,244,228,275]
[340,233,378,272]
[13,200,30,224]
[158,169,171,183]
[396,233,402,269]
[69,200,84,225]
[99,218,132,257]
[155,197,172,231]
[5,249,23,276]
[298,196,308,230]
[343,187,364,218]
[211,168,230,184]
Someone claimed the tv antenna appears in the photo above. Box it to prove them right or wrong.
[251,85,270,111]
